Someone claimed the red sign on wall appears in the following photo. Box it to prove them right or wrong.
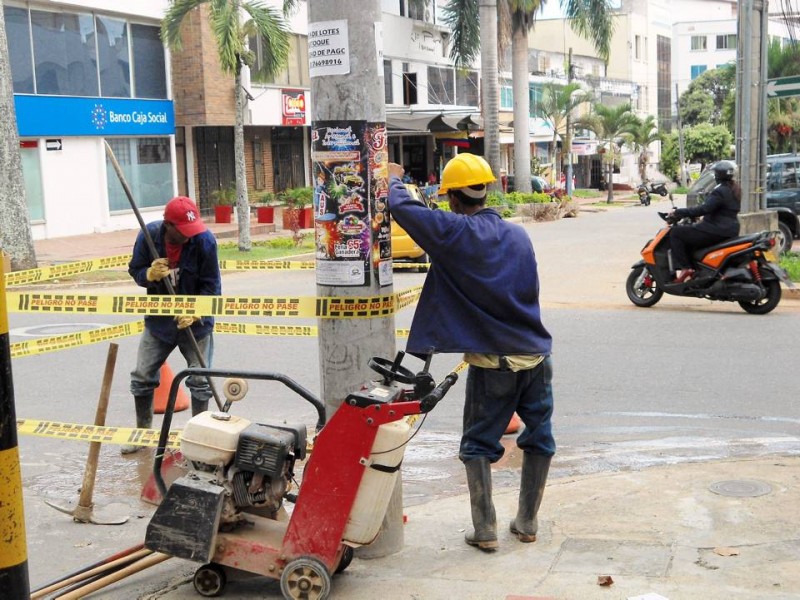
[281,89,306,126]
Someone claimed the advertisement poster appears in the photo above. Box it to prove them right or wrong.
[365,122,393,287]
[312,121,370,286]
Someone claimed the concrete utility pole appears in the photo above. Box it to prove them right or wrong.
[479,0,501,189]
[308,1,399,557]
[675,83,688,189]
[735,0,769,214]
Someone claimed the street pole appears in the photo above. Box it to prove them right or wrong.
[0,261,30,598]
[566,47,575,195]
[735,0,767,214]
[308,2,399,557]
[675,83,688,189]
[479,0,501,189]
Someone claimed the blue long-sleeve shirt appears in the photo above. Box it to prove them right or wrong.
[128,221,221,345]
[388,177,552,356]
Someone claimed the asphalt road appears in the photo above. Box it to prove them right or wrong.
[10,196,800,589]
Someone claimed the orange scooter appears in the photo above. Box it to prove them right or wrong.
[626,212,793,314]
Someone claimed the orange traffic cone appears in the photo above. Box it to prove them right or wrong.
[504,412,522,435]
[153,363,190,414]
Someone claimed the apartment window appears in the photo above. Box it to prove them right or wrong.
[408,0,425,21]
[530,85,544,117]
[251,33,309,88]
[716,34,736,50]
[427,66,454,105]
[403,72,418,105]
[690,64,707,79]
[106,137,173,211]
[635,35,641,60]
[690,35,707,51]
[456,70,479,106]
[501,86,513,110]
[384,60,393,104]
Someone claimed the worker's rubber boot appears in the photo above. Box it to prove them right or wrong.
[464,458,498,551]
[120,394,154,455]
[191,398,209,416]
[509,453,552,542]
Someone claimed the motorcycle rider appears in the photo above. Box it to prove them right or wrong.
[668,160,741,282]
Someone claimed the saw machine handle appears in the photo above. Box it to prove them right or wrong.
[418,371,459,413]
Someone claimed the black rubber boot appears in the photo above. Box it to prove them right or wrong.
[120,394,154,455]
[510,453,552,542]
[464,458,498,551]
[191,398,209,416]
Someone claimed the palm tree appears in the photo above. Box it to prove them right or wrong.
[624,114,659,184]
[444,0,613,193]
[537,82,590,185]
[0,7,36,269]
[575,102,637,203]
[162,0,292,252]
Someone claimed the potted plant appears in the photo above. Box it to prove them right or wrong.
[281,187,314,229]
[211,183,236,224]
[254,191,276,224]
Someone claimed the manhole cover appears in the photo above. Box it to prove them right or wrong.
[709,479,772,497]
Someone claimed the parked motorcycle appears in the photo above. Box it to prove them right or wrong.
[625,211,793,314]
[636,181,670,206]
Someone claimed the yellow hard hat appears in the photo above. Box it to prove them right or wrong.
[438,153,497,194]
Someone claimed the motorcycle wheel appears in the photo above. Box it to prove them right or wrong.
[739,280,781,315]
[626,265,663,307]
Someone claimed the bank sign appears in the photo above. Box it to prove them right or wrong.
[14,96,175,137]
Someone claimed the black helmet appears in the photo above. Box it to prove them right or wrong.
[713,160,735,182]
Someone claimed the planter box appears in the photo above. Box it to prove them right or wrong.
[256,206,275,224]
[215,205,233,224]
[282,206,313,230]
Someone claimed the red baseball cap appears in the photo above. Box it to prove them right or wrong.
[164,196,206,237]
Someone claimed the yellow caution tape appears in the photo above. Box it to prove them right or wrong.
[7,292,412,318]
[10,320,145,358]
[218,259,316,271]
[4,255,130,287]
[16,419,182,448]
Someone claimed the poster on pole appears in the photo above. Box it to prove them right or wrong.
[312,121,371,286]
[366,122,392,287]
[308,20,350,78]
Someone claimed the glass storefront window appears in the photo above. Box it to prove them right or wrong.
[106,137,173,211]
[4,7,34,93]
[31,10,99,96]
[19,144,45,221]
[131,24,167,99]
[96,15,130,98]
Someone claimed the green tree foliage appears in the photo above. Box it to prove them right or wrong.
[678,65,735,128]
[767,39,800,153]
[624,114,660,183]
[683,123,733,168]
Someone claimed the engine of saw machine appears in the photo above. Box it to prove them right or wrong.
[145,411,307,562]
[180,412,307,522]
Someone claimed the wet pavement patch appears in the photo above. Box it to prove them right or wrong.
[553,539,672,577]
[708,480,773,497]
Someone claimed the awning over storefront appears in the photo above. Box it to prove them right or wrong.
[385,112,481,134]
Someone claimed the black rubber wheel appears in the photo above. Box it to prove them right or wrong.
[626,265,663,307]
[280,557,331,600]
[414,253,429,273]
[777,222,793,254]
[193,563,226,597]
[739,280,781,315]
[334,546,354,574]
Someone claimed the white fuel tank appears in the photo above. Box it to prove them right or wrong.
[180,411,252,466]
[343,419,411,545]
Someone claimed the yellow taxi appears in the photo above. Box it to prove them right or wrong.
[391,183,434,272]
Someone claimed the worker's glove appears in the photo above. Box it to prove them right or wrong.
[146,258,170,282]
[175,315,201,330]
